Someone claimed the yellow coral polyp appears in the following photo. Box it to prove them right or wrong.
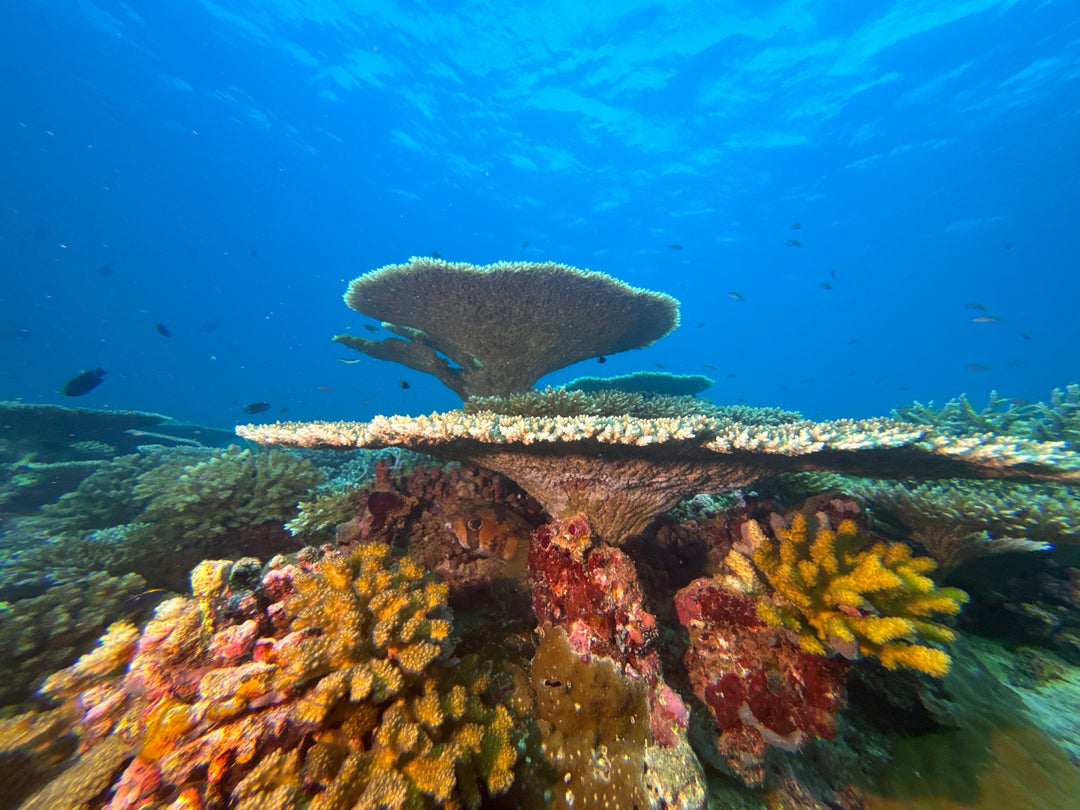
[752,511,968,677]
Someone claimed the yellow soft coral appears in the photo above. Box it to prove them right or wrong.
[742,513,968,677]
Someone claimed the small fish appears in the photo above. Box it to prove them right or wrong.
[965,302,988,311]
[1010,398,1028,405]
[1004,241,1015,250]
[899,386,910,391]
[279,408,289,413]
[250,246,259,259]
[848,339,860,344]
[971,316,1001,323]
[667,243,683,250]
[725,374,736,379]
[596,356,607,364]
[431,251,442,258]
[62,368,106,396]
[445,502,532,577]
[791,222,803,230]
[784,239,802,247]
[362,324,379,333]
[317,385,331,391]
[967,364,990,371]
[97,264,114,277]
[830,268,837,279]
[336,357,364,364]
[697,321,706,328]
[523,240,530,249]
[802,377,815,383]
[703,364,717,370]
[875,377,885,383]
[728,291,745,302]
[1019,332,1033,340]
[1,328,30,342]
[243,401,271,414]
[850,369,864,376]
[155,322,171,337]
[819,282,833,290]
[399,379,410,389]
[199,322,219,333]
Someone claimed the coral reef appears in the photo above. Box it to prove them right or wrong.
[332,256,680,398]
[0,571,147,706]
[238,408,1080,544]
[894,383,1080,445]
[563,371,714,397]
[675,576,850,785]
[729,511,968,677]
[0,544,519,809]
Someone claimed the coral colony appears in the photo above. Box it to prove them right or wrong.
[4,258,1080,808]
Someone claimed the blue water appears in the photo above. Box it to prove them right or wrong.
[2,0,1078,428]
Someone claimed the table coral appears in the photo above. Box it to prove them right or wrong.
[333,256,680,399]
[237,407,1080,544]
[731,511,969,677]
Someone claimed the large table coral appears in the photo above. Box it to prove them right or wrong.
[237,409,1080,544]
[332,257,680,398]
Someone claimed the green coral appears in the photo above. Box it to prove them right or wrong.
[287,488,361,540]
[731,512,969,677]
[894,384,1080,445]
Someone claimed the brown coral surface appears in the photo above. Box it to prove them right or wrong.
[333,257,680,398]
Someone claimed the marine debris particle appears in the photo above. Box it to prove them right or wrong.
[332,256,680,399]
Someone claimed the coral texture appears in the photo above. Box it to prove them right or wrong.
[563,371,714,397]
[333,256,680,398]
[0,544,519,809]
[731,512,969,677]
[238,408,1080,544]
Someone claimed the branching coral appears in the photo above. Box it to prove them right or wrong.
[729,513,968,677]
[333,256,680,398]
[1,544,519,809]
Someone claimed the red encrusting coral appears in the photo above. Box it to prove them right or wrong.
[675,576,850,786]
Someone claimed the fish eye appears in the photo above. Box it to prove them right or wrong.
[467,517,483,531]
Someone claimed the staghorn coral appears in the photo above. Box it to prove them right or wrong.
[894,384,1080,445]
[333,256,680,398]
[238,408,1080,544]
[729,511,968,677]
[2,544,520,809]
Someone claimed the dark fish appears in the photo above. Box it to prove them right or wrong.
[791,222,803,230]
[697,321,706,328]
[655,363,666,370]
[155,322,171,337]
[899,386,910,391]
[97,264,114,277]
[971,316,1001,323]
[431,251,442,258]
[819,282,833,290]
[279,408,289,413]
[1004,241,1015,250]
[830,268,837,279]
[399,379,410,389]
[62,368,106,396]
[725,374,736,379]
[119,588,167,615]
[703,364,717,370]
[802,377,815,383]
[784,239,802,247]
[1019,332,1033,340]
[597,356,607,363]
[728,291,745,302]
[243,401,271,414]
[875,377,885,383]
[317,385,331,391]
[850,369,864,376]
[362,324,379,333]
[250,246,259,259]
[965,302,988,311]
[667,243,683,250]
[523,240,530,249]
[967,364,990,371]
[848,339,860,344]
[1,329,30,342]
